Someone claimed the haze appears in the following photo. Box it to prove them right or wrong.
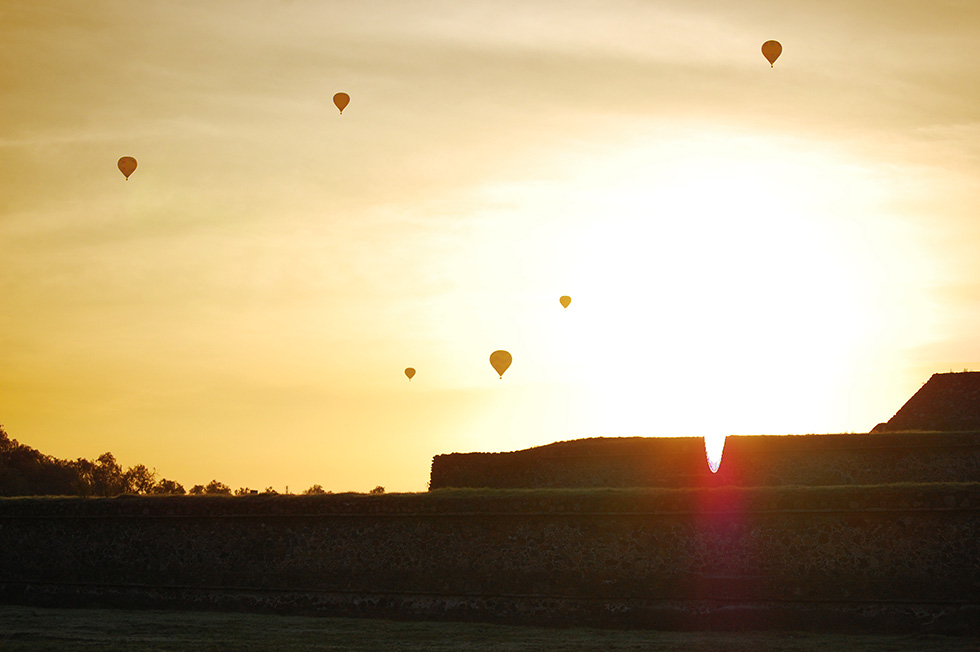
[2,1,979,492]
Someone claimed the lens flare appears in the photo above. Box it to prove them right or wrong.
[704,434,727,473]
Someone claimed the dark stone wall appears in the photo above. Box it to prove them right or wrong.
[429,432,980,490]
[2,486,979,633]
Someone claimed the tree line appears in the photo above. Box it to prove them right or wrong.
[0,425,373,497]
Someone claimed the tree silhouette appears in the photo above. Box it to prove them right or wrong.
[125,464,157,494]
[150,478,186,495]
[203,479,232,495]
[1,425,81,496]
[1,424,333,498]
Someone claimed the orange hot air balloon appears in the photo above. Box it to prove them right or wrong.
[559,295,571,309]
[404,367,416,381]
[333,92,350,114]
[489,350,512,379]
[761,40,782,67]
[117,156,138,180]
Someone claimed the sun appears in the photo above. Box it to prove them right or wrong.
[460,127,894,444]
[416,124,932,458]
[705,434,727,473]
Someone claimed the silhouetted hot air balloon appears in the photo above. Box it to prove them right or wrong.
[117,156,137,180]
[333,92,350,114]
[559,296,571,309]
[761,40,782,67]
[404,367,416,381]
[489,350,512,379]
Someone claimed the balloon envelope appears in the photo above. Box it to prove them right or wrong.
[761,40,782,67]
[333,92,350,114]
[404,367,416,381]
[489,350,512,379]
[559,295,571,309]
[117,156,137,180]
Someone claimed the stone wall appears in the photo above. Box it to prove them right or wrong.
[2,486,979,633]
[428,432,980,490]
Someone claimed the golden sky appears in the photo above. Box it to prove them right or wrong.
[2,1,979,492]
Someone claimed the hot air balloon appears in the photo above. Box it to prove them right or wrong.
[404,367,416,381]
[559,296,571,309]
[117,156,137,180]
[489,350,512,379]
[333,92,350,114]
[761,40,782,67]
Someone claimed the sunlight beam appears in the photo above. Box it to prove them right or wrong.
[705,434,727,473]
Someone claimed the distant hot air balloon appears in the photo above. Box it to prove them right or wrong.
[117,156,137,180]
[489,350,512,379]
[333,92,350,114]
[559,295,571,309]
[404,367,416,381]
[761,40,782,67]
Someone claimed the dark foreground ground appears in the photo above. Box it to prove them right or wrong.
[1,605,978,652]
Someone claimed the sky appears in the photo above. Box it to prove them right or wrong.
[2,0,979,493]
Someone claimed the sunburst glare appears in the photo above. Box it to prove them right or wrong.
[705,434,727,473]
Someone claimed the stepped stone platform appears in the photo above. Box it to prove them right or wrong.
[2,487,979,634]
[432,371,980,491]
[873,371,980,433]
[429,431,980,490]
[4,371,980,633]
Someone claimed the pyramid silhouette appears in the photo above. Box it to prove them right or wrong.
[872,371,980,432]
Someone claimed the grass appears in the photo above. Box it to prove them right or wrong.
[423,482,980,498]
[4,482,979,504]
[1,605,977,652]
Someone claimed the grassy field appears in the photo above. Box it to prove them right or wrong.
[1,605,978,652]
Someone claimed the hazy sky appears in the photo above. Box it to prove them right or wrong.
[2,1,979,492]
